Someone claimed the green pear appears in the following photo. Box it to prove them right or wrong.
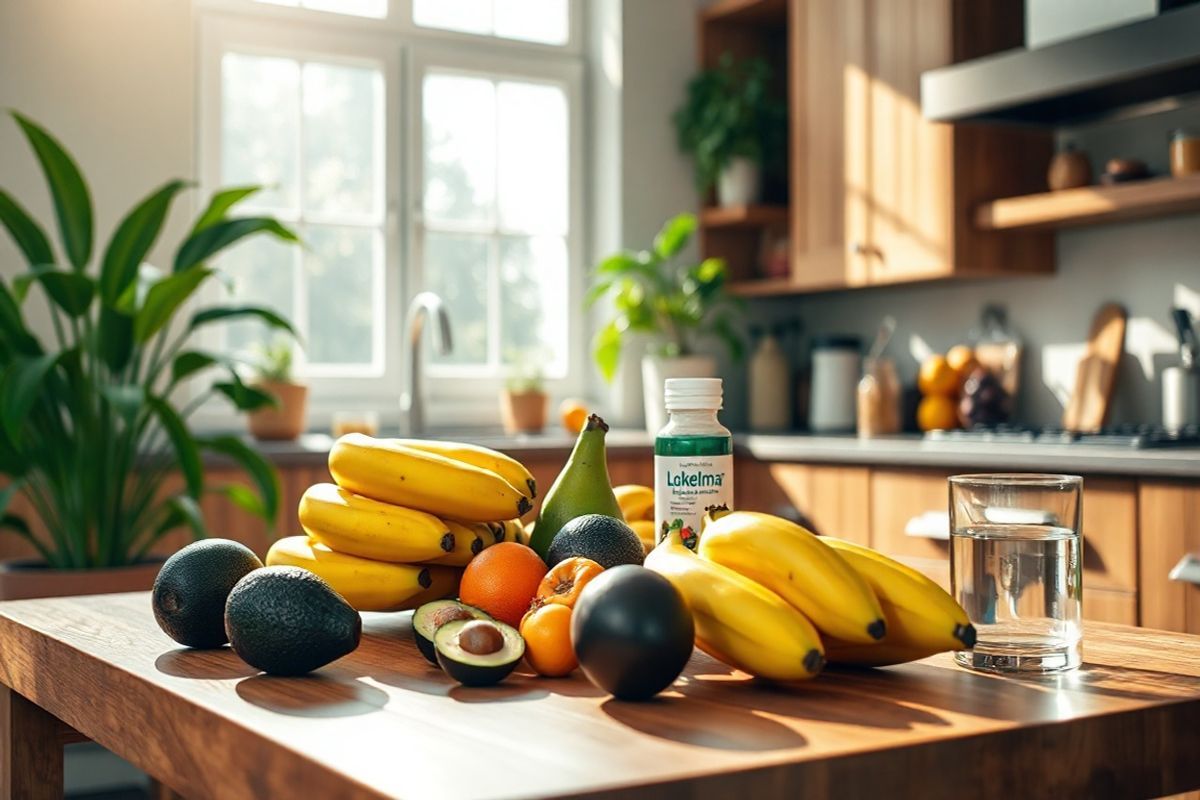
[530,414,623,558]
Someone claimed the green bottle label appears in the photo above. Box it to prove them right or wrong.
[654,433,733,551]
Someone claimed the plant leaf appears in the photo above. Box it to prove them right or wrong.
[584,279,614,307]
[596,252,645,275]
[147,395,204,499]
[174,217,299,273]
[11,112,93,271]
[593,319,623,383]
[191,186,261,234]
[187,304,297,338]
[170,350,225,385]
[211,483,266,519]
[96,308,134,372]
[151,494,207,543]
[0,511,53,565]
[653,213,697,260]
[0,480,21,519]
[13,267,95,316]
[0,188,54,266]
[0,278,41,355]
[100,384,145,426]
[198,435,279,524]
[213,379,278,412]
[134,266,212,343]
[0,353,59,441]
[100,179,190,304]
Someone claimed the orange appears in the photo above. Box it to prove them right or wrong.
[918,354,959,397]
[534,557,604,609]
[559,399,588,434]
[946,344,981,385]
[459,542,548,627]
[917,394,959,432]
[520,603,577,677]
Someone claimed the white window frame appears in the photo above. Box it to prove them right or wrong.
[193,0,586,427]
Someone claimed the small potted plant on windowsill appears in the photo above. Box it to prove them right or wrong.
[0,112,297,600]
[500,361,548,435]
[588,213,745,435]
[247,335,308,441]
[674,53,787,207]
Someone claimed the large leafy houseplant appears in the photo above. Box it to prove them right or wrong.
[0,112,298,569]
[673,53,787,192]
[588,213,743,382]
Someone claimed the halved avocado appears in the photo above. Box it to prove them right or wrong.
[434,618,524,687]
[413,600,493,665]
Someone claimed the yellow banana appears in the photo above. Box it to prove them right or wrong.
[425,521,496,567]
[645,529,824,681]
[393,439,536,500]
[629,520,656,554]
[329,434,533,522]
[499,518,528,547]
[820,536,976,665]
[613,484,654,522]
[299,482,454,563]
[699,511,886,644]
[266,536,437,611]
[397,566,463,611]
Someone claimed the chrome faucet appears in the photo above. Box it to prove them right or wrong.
[400,291,453,436]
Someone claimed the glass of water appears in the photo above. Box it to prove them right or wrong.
[949,474,1082,674]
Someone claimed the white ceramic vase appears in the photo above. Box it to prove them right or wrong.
[716,157,762,207]
[641,354,718,435]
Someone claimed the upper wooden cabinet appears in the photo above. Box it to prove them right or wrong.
[701,0,1058,294]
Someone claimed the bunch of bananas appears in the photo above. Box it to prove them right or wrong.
[645,509,975,680]
[613,484,656,553]
[266,435,534,611]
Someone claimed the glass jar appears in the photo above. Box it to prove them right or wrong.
[1170,128,1200,177]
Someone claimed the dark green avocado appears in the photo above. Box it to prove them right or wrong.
[546,514,644,569]
[412,600,493,665]
[152,539,263,648]
[434,618,524,687]
[224,566,361,676]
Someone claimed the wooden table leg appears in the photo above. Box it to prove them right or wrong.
[0,685,63,800]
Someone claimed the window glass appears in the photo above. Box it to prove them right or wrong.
[424,232,490,366]
[304,225,379,367]
[303,62,383,219]
[413,0,568,45]
[221,53,298,213]
[422,74,496,226]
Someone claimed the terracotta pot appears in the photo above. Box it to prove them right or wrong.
[501,390,548,434]
[0,558,165,601]
[248,380,309,441]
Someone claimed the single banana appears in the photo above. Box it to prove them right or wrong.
[699,511,887,644]
[299,482,454,563]
[645,529,824,681]
[499,518,527,547]
[396,566,463,611]
[393,439,536,500]
[266,536,437,612]
[613,484,654,522]
[820,536,976,665]
[329,433,533,522]
[425,521,495,567]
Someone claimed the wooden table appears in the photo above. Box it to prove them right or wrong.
[1,593,1198,799]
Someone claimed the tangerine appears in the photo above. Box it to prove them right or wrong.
[520,602,577,677]
[559,399,589,434]
[459,542,548,627]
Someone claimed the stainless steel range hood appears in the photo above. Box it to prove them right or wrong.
[921,4,1200,126]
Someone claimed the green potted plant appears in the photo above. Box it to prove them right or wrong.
[500,356,548,435]
[0,112,297,599]
[248,334,308,441]
[588,213,744,434]
[673,53,787,207]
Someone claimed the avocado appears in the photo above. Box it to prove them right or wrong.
[571,565,694,701]
[152,539,263,648]
[546,514,644,569]
[224,566,361,676]
[412,600,494,665]
[434,618,524,686]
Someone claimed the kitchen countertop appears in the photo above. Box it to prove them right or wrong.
[248,430,1200,479]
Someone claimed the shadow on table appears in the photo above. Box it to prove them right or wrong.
[601,695,808,752]
[235,674,389,718]
[154,648,260,680]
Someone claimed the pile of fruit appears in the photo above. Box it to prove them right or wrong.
[917,345,1010,431]
[150,413,977,698]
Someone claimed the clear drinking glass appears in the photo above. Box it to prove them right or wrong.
[949,474,1083,674]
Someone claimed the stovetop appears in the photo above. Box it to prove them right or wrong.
[925,424,1200,449]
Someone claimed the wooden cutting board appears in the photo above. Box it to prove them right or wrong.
[1063,303,1127,432]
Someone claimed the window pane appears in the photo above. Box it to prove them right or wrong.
[304,225,378,368]
[412,0,491,36]
[494,0,569,45]
[500,236,567,376]
[425,232,489,366]
[220,235,297,358]
[423,73,496,226]
[303,62,383,218]
[221,53,299,213]
[497,81,568,235]
[254,0,388,18]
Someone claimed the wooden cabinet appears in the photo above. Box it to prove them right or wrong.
[1139,481,1200,633]
[735,460,870,544]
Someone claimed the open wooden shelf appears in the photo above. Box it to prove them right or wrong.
[728,276,799,297]
[700,0,787,25]
[975,173,1200,231]
[700,204,789,229]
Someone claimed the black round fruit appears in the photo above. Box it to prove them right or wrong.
[547,514,644,569]
[152,539,263,648]
[570,565,694,701]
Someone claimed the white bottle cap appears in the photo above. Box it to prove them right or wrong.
[664,378,723,411]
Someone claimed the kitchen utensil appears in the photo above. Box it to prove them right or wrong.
[1163,307,1199,430]
[809,335,860,432]
[1171,306,1198,368]
[1047,143,1092,190]
[1063,303,1127,433]
[866,315,896,364]
[971,305,1023,399]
